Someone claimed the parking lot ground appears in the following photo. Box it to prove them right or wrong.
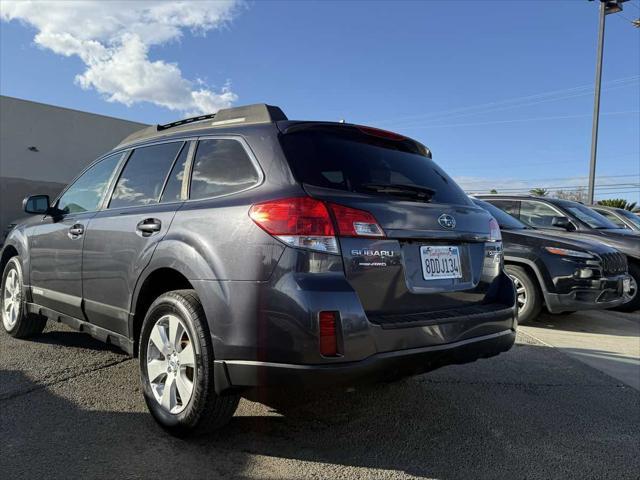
[521,310,640,390]
[1,312,639,480]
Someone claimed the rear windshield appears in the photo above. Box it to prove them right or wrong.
[279,125,471,205]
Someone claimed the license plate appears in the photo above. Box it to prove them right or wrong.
[623,277,631,293]
[420,246,462,280]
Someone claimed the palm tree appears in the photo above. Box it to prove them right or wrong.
[597,199,637,211]
[529,188,549,197]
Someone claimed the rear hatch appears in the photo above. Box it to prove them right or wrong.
[279,123,505,323]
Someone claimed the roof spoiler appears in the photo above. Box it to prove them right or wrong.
[117,104,287,147]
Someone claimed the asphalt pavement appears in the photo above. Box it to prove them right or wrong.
[1,311,638,480]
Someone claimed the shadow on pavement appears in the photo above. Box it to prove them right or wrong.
[1,339,639,480]
[31,328,125,353]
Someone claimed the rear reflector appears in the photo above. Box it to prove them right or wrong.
[319,311,338,357]
[328,203,385,238]
[249,197,339,253]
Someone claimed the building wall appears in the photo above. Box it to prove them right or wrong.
[0,96,148,236]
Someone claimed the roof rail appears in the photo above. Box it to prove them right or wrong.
[116,104,288,148]
[157,113,217,131]
[155,103,288,132]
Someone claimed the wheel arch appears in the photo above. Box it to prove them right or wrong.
[503,257,549,307]
[130,267,195,356]
[1,244,20,274]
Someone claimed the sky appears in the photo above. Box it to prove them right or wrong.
[1,0,639,203]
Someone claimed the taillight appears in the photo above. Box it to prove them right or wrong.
[249,197,339,253]
[319,311,338,357]
[328,203,385,238]
[489,218,502,242]
[249,197,386,253]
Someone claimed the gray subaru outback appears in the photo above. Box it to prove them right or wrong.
[1,104,516,435]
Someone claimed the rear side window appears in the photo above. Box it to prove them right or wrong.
[57,153,122,214]
[487,200,520,218]
[160,142,190,203]
[109,142,183,209]
[519,200,563,228]
[279,126,470,205]
[189,139,260,200]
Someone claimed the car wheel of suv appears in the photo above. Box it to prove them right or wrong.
[139,289,239,436]
[1,257,47,338]
[615,262,640,312]
[505,265,542,325]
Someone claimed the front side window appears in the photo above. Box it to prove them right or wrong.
[595,209,627,229]
[519,201,565,228]
[564,204,618,229]
[109,142,184,209]
[189,139,260,200]
[57,153,122,214]
[616,208,640,229]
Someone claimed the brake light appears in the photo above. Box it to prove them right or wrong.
[489,218,502,242]
[357,125,406,141]
[328,203,385,238]
[319,311,338,357]
[249,197,339,253]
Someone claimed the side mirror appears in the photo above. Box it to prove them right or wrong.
[551,216,574,231]
[23,195,50,215]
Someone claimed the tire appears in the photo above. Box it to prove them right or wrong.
[615,261,640,312]
[505,265,543,325]
[1,257,47,338]
[139,289,239,436]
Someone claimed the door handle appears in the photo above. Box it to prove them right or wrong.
[68,224,84,239]
[136,218,162,236]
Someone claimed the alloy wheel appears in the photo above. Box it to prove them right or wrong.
[146,314,196,414]
[628,275,637,301]
[2,268,21,331]
[510,275,527,313]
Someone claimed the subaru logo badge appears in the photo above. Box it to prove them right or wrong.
[438,214,456,229]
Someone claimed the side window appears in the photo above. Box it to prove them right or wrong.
[519,201,562,228]
[596,209,626,228]
[57,153,121,214]
[160,142,190,203]
[489,200,520,218]
[190,139,260,200]
[109,142,183,209]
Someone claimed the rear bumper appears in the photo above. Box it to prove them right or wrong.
[213,329,516,394]
[545,274,632,313]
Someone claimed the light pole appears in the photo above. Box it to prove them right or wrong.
[587,0,628,205]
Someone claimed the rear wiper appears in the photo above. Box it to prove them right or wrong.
[359,183,436,202]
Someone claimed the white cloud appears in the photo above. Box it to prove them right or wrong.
[0,0,241,114]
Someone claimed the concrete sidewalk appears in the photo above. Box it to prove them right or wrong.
[521,310,640,390]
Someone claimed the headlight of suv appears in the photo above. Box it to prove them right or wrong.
[544,246,594,259]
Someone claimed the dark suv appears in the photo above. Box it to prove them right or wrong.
[478,195,640,312]
[1,104,516,435]
[472,199,631,323]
